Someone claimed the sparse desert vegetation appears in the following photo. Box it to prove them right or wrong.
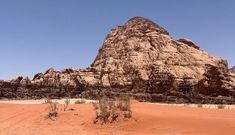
[42,98,53,104]
[1,100,235,135]
[217,104,226,109]
[75,99,86,104]
[197,104,203,108]
[93,94,132,124]
[42,98,59,120]
[64,98,70,111]
[46,101,59,120]
[116,94,132,118]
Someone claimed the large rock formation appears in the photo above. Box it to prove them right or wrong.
[0,17,235,104]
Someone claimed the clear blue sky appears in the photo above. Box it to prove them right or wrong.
[0,0,234,80]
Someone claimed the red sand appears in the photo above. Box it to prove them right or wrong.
[0,101,235,135]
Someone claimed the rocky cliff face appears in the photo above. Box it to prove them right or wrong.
[0,17,235,104]
[230,66,235,74]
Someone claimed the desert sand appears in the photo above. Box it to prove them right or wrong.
[0,100,235,135]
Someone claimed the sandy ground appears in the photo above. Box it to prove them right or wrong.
[0,98,96,104]
[0,100,235,135]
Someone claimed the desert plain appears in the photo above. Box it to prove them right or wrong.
[0,99,235,135]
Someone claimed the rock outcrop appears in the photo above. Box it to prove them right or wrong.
[230,66,235,74]
[0,16,235,104]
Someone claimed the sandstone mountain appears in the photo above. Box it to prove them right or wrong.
[0,17,235,104]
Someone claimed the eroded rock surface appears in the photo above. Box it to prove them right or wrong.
[0,16,234,104]
[230,66,235,74]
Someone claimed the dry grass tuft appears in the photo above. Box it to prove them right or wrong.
[64,99,70,111]
[46,102,59,120]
